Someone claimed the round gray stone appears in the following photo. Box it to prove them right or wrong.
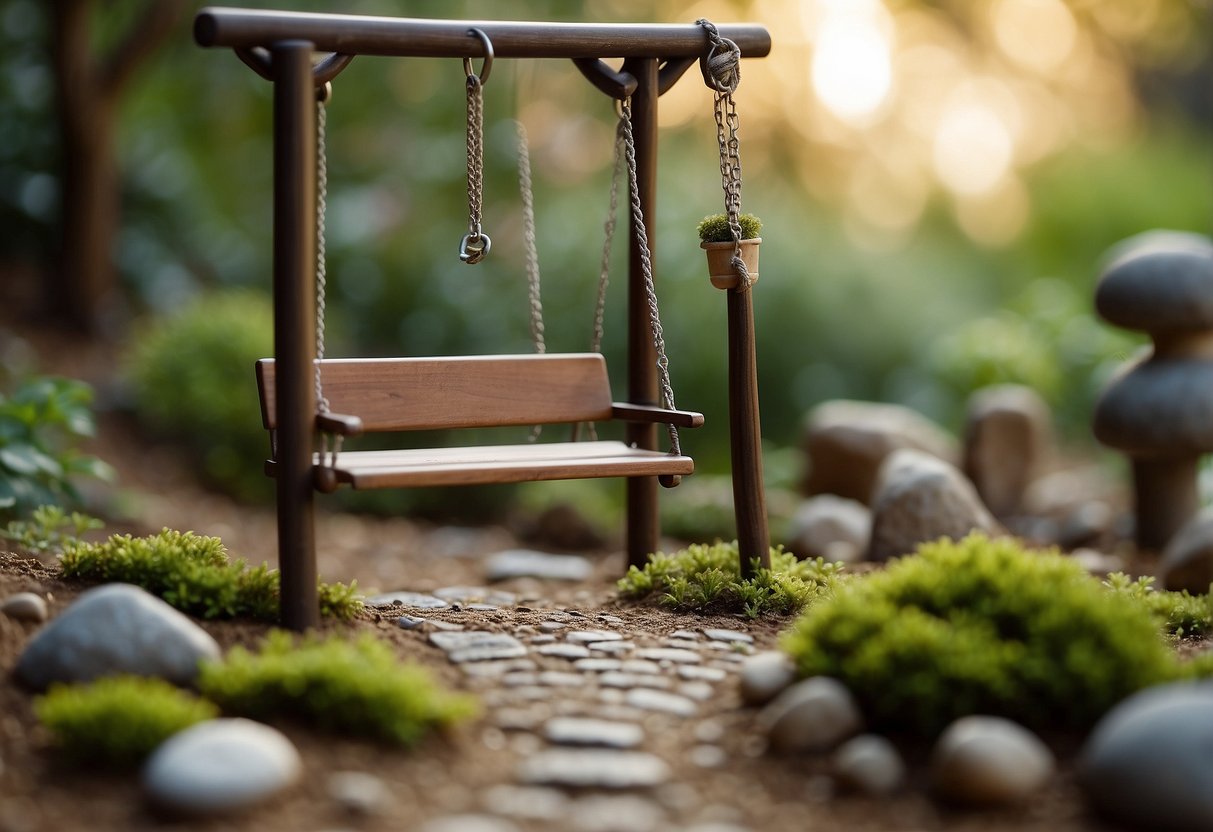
[366,590,448,609]
[758,676,863,753]
[931,715,1054,806]
[1,591,48,623]
[15,583,220,690]
[1159,508,1213,593]
[143,719,301,815]
[831,734,905,796]
[784,495,871,563]
[738,651,797,706]
[1080,682,1213,831]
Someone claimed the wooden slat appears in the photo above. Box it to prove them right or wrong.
[265,440,694,488]
[258,354,614,432]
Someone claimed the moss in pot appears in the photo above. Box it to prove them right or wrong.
[698,213,762,289]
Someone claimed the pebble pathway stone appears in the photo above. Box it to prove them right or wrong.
[0,591,48,623]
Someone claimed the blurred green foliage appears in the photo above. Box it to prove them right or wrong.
[2,0,1209,512]
[1,504,104,556]
[0,376,114,522]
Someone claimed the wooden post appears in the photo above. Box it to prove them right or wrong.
[272,41,319,630]
[727,284,770,574]
[625,57,660,570]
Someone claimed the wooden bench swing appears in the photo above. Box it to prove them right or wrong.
[195,8,772,629]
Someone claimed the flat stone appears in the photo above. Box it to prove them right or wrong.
[429,630,527,663]
[397,615,427,630]
[962,385,1052,517]
[0,592,47,623]
[739,651,796,705]
[485,549,594,582]
[568,794,666,832]
[832,734,906,796]
[143,719,301,815]
[635,648,701,664]
[432,586,517,606]
[868,449,1001,561]
[481,784,569,822]
[544,717,645,748]
[1081,682,1213,831]
[600,672,672,690]
[366,590,448,609]
[536,643,591,660]
[518,749,670,789]
[588,641,634,654]
[663,638,702,649]
[931,715,1054,806]
[624,688,697,717]
[670,629,700,640]
[573,658,623,673]
[327,770,391,816]
[702,629,754,644]
[529,634,557,644]
[15,583,220,690]
[678,665,727,682]
[537,671,588,688]
[460,659,536,678]
[678,682,715,701]
[419,815,522,832]
[567,629,623,643]
[597,614,624,625]
[539,621,567,633]
[758,676,863,753]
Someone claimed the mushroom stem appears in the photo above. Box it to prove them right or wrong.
[1132,456,1200,551]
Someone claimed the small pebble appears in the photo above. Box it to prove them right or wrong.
[703,629,753,644]
[397,615,427,630]
[931,715,1055,806]
[1,592,47,623]
[567,629,623,644]
[758,676,863,753]
[832,735,905,796]
[738,651,796,706]
[327,770,391,815]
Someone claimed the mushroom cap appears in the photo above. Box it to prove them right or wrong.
[1092,357,1213,456]
[1095,230,1213,333]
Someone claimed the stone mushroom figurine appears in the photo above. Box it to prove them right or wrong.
[1092,230,1213,550]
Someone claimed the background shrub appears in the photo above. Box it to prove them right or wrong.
[783,534,1185,736]
[35,676,217,767]
[125,289,274,502]
[198,632,477,745]
[0,376,113,522]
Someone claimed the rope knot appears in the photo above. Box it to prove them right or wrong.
[696,18,741,94]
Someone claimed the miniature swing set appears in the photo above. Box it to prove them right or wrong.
[194,8,773,629]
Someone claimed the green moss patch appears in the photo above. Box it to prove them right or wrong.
[696,212,762,242]
[198,632,478,746]
[783,534,1199,736]
[59,529,362,621]
[35,676,217,767]
[618,541,843,618]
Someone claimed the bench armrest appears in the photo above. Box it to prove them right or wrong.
[316,412,364,437]
[611,403,704,429]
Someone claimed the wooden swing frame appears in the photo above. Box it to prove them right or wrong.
[194,8,771,629]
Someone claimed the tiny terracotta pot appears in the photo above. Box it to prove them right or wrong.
[701,238,761,289]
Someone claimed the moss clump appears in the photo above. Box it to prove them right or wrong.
[1103,572,1213,638]
[59,529,362,621]
[618,540,842,618]
[783,534,1189,736]
[198,632,478,746]
[35,676,217,767]
[696,213,762,243]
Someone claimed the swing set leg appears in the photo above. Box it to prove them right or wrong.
[728,286,771,576]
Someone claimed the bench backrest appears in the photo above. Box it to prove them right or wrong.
[256,353,615,432]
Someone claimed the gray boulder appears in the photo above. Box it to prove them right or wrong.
[803,400,957,505]
[962,385,1052,516]
[868,449,1000,562]
[931,715,1054,806]
[1080,682,1213,831]
[15,583,221,691]
[784,495,870,563]
[1158,508,1213,593]
[143,719,302,815]
[758,676,863,753]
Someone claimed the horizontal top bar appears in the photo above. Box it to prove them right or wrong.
[194,7,771,60]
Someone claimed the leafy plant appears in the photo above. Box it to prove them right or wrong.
[125,290,274,502]
[1,505,104,556]
[0,376,114,522]
[1103,572,1213,639]
[618,540,843,617]
[59,529,363,621]
[697,212,763,243]
[35,676,217,767]
[198,631,478,746]
[783,534,1193,736]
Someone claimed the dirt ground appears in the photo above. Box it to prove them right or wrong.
[0,324,1126,831]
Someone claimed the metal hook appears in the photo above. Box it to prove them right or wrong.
[463,27,493,85]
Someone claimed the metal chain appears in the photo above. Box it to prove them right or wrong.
[460,71,491,264]
[314,93,331,416]
[620,98,681,457]
[698,18,751,290]
[516,120,546,356]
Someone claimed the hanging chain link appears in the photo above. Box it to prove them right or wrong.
[620,98,681,457]
[697,18,751,290]
[314,90,331,417]
[460,64,491,264]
